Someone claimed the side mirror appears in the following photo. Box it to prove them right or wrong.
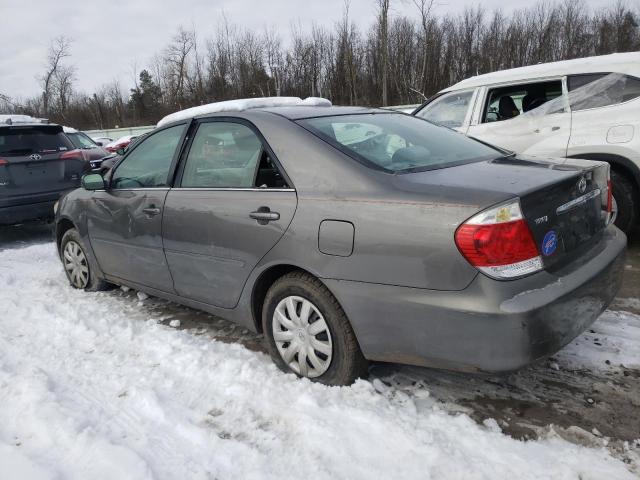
[116,147,126,155]
[81,173,105,191]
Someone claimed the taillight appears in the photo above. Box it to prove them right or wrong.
[60,149,88,161]
[0,159,7,166]
[454,200,543,279]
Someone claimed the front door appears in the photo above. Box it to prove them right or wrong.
[162,119,297,308]
[87,123,187,292]
[466,79,572,158]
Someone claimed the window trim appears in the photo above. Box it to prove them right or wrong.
[173,116,294,190]
[109,121,190,191]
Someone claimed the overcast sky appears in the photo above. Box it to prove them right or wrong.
[0,0,617,100]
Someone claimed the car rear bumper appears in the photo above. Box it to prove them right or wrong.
[324,225,626,373]
[0,200,57,225]
[0,189,74,225]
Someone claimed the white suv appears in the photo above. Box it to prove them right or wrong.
[414,52,640,234]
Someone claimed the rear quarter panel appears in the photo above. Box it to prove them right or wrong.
[247,111,483,291]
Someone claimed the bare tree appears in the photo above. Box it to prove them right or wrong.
[377,0,391,105]
[40,36,72,116]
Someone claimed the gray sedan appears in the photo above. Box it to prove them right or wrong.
[54,103,625,385]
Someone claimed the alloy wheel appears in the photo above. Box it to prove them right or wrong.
[272,295,333,378]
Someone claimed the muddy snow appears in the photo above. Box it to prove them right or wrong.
[0,225,638,479]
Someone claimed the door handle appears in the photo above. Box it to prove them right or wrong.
[142,206,161,216]
[551,126,560,131]
[250,206,280,225]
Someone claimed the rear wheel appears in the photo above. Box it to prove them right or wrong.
[60,228,109,291]
[611,169,638,235]
[262,271,368,386]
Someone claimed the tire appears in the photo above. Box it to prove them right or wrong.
[262,271,368,386]
[60,228,110,291]
[611,170,638,236]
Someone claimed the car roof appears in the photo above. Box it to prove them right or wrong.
[442,52,640,92]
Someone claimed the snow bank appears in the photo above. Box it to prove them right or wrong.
[157,97,332,127]
[0,243,634,479]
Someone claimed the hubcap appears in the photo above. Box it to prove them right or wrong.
[63,241,89,289]
[272,296,333,378]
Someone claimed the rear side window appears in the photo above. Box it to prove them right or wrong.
[111,125,185,189]
[415,90,473,128]
[299,113,502,173]
[568,73,640,111]
[0,128,74,156]
[181,122,287,188]
[482,80,563,123]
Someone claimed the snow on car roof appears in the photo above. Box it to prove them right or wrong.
[443,52,640,92]
[0,114,49,125]
[63,126,78,133]
[157,96,332,127]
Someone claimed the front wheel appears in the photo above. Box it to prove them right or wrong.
[262,272,368,386]
[60,228,109,291]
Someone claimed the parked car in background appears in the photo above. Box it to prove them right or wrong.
[96,133,148,175]
[63,126,115,171]
[55,97,624,386]
[91,136,113,147]
[104,135,137,154]
[1,118,90,224]
[413,52,640,235]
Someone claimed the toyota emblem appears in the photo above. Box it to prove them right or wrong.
[29,153,42,161]
[577,176,587,194]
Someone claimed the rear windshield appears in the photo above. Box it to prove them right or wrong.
[66,131,98,149]
[0,128,74,156]
[298,113,503,173]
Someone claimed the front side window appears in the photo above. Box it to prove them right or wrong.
[482,80,563,123]
[415,90,473,128]
[181,122,287,188]
[299,113,503,173]
[568,73,640,111]
[111,125,184,189]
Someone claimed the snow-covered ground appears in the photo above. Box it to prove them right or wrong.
[0,242,638,479]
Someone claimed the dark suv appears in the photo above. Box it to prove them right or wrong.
[0,120,91,225]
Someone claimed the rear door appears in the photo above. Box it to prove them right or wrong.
[86,123,187,292]
[0,125,87,207]
[466,79,572,157]
[162,119,297,308]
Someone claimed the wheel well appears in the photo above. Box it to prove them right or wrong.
[251,264,314,333]
[56,218,75,251]
[567,153,640,193]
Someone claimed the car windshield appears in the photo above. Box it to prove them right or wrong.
[298,113,503,173]
[66,131,98,149]
[0,128,74,156]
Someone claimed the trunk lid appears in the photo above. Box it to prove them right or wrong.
[391,155,610,272]
[517,158,609,270]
